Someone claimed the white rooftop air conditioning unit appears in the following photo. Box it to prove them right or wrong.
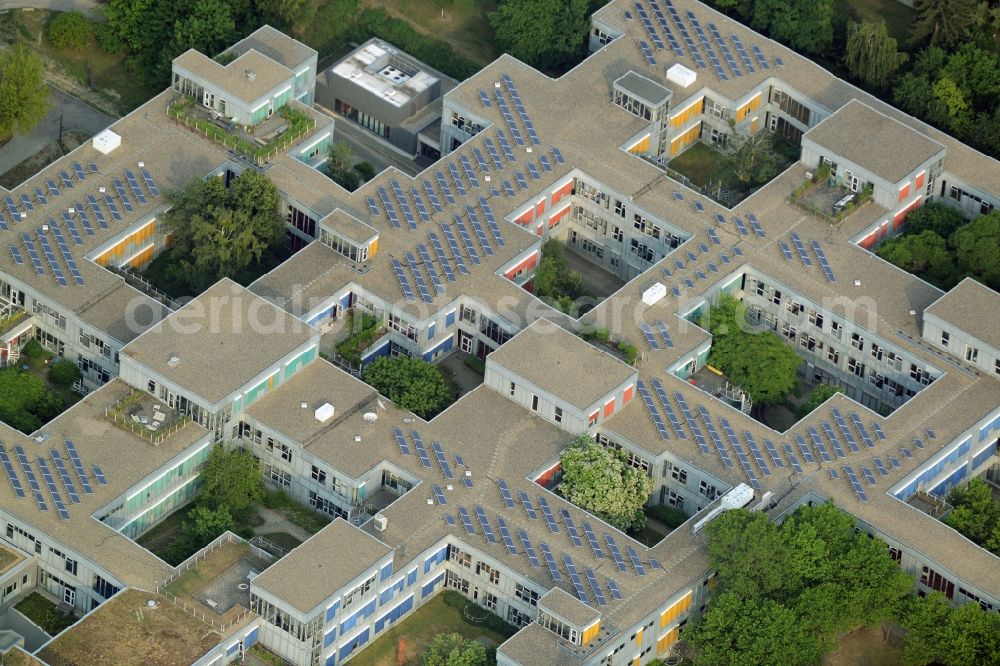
[373,513,388,532]
[642,282,667,306]
[315,403,335,423]
[666,63,697,88]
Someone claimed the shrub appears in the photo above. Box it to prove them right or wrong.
[647,503,689,529]
[354,161,376,181]
[618,341,637,365]
[47,12,94,50]
[48,359,81,386]
[364,356,451,419]
[21,339,46,360]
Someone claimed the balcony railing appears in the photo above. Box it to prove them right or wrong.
[167,96,316,166]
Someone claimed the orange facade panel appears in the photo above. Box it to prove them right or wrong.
[628,134,651,154]
[915,170,926,191]
[669,123,702,157]
[898,183,911,201]
[603,398,615,419]
[623,384,634,404]
[582,622,601,644]
[736,93,761,122]
[504,252,539,280]
[551,180,573,206]
[670,97,704,128]
[94,221,157,267]
[659,590,693,628]
[549,204,570,228]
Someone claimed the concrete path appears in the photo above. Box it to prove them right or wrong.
[0,0,99,17]
[254,506,312,544]
[0,86,115,178]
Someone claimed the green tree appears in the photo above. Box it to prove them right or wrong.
[48,360,82,386]
[701,295,802,406]
[685,592,824,666]
[752,0,834,55]
[533,240,591,314]
[182,504,236,548]
[944,477,1000,552]
[721,125,781,191]
[875,230,960,288]
[844,21,908,88]
[363,356,451,419]
[0,45,50,141]
[162,170,285,291]
[328,141,353,174]
[911,0,977,48]
[558,436,654,532]
[0,368,64,434]
[903,201,966,237]
[197,446,264,519]
[900,592,1000,666]
[951,211,1000,290]
[421,632,487,666]
[693,503,912,664]
[47,12,95,49]
[489,0,590,71]
[354,161,376,181]
[802,384,842,414]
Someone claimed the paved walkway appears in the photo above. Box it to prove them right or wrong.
[254,506,312,544]
[0,86,115,177]
[0,0,98,16]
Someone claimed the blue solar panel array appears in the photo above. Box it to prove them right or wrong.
[0,444,25,498]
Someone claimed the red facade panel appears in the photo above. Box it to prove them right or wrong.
[623,384,634,404]
[915,171,926,191]
[898,183,910,201]
[603,399,615,419]
[551,181,573,206]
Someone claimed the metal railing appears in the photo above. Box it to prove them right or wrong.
[104,388,190,445]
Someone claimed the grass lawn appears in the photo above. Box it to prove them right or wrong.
[350,593,513,666]
[0,10,156,116]
[362,0,499,67]
[163,541,251,598]
[136,501,198,563]
[834,0,916,44]
[40,589,221,666]
[668,141,729,189]
[824,627,903,666]
[15,592,76,635]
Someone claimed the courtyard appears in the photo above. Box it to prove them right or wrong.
[161,540,274,620]
[350,592,515,666]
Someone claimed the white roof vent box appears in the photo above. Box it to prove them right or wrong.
[315,402,335,423]
[167,353,181,367]
[93,129,121,155]
[667,63,697,88]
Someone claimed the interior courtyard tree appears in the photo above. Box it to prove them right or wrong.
[700,294,802,407]
[160,170,285,292]
[421,632,487,666]
[197,445,264,520]
[558,436,654,532]
[899,591,1000,665]
[943,477,1000,554]
[363,356,451,419]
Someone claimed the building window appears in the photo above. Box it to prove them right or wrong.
[663,488,684,509]
[509,381,515,396]
[940,331,950,347]
[994,359,1000,376]
[848,358,866,378]
[827,347,840,364]
[311,465,326,484]
[699,480,719,499]
[554,406,563,423]
[476,562,500,585]
[964,345,979,363]
[851,333,864,350]
[515,583,539,606]
[830,320,842,339]
[670,464,688,484]
[531,394,539,411]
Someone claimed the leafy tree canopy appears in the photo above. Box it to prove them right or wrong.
[47,11,95,50]
[803,384,842,414]
[533,240,592,315]
[686,503,912,664]
[489,0,590,71]
[844,21,908,88]
[162,170,285,292]
[751,0,834,55]
[182,504,236,549]
[903,201,967,237]
[911,0,977,48]
[0,368,65,434]
[951,211,1000,290]
[700,294,802,406]
[559,436,654,532]
[421,632,487,666]
[875,230,961,288]
[900,592,1000,666]
[198,445,264,519]
[48,360,82,386]
[364,356,451,419]
[0,44,50,141]
[944,477,1000,554]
